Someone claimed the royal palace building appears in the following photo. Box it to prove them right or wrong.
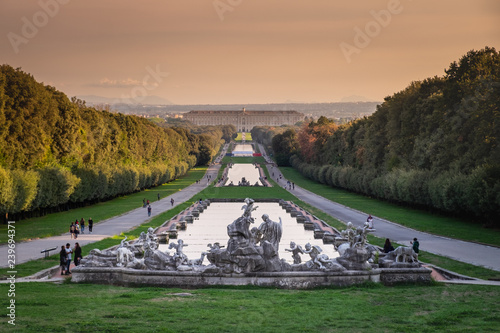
[183,109,304,132]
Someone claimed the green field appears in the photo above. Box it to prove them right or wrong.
[235,132,252,141]
[2,160,500,332]
[1,282,499,332]
[221,156,265,164]
[0,167,207,245]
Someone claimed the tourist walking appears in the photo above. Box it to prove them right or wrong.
[157,193,160,201]
[65,243,72,275]
[80,218,85,234]
[74,222,80,239]
[171,198,174,206]
[59,245,67,275]
[88,217,93,233]
[69,223,76,239]
[74,242,82,266]
[147,204,152,217]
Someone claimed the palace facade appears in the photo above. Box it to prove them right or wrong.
[183,109,304,132]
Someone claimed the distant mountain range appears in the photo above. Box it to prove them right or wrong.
[78,95,377,106]
[340,95,377,103]
[77,95,174,106]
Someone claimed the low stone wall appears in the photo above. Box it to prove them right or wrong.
[379,267,433,286]
[71,267,382,289]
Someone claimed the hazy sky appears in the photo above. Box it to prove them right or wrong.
[1,0,499,104]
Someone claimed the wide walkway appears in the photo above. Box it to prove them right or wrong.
[259,144,500,272]
[0,165,221,268]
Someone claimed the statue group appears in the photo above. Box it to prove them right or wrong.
[80,198,420,273]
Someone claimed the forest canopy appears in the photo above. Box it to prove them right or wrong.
[0,65,235,220]
[253,47,500,224]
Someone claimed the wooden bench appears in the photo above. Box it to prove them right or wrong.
[40,246,58,258]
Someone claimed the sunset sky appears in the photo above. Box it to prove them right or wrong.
[1,0,499,104]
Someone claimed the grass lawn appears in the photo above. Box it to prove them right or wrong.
[1,282,499,332]
[0,167,207,245]
[2,162,500,333]
[280,167,500,247]
[235,132,252,141]
[221,156,265,164]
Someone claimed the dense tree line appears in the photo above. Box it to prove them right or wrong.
[0,65,233,221]
[254,48,500,225]
[158,117,237,143]
[154,118,237,165]
[251,126,301,166]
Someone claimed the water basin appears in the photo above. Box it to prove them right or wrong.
[158,202,338,264]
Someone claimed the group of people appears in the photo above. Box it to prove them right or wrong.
[383,237,420,255]
[69,218,93,239]
[59,242,82,275]
[368,214,420,255]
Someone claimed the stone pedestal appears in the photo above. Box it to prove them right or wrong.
[337,247,372,270]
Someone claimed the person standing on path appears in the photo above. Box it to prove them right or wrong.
[411,238,420,256]
[65,243,72,275]
[88,217,93,233]
[80,218,85,234]
[59,245,67,275]
[157,193,160,201]
[367,215,374,229]
[69,223,76,239]
[147,204,152,217]
[171,198,174,206]
[74,242,82,266]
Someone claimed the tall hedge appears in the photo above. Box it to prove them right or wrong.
[0,65,232,221]
[287,48,500,225]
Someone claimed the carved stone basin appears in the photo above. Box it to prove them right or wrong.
[157,201,339,263]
